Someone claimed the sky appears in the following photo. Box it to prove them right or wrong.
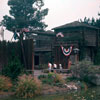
[0,0,100,41]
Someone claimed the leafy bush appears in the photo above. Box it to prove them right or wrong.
[0,75,12,92]
[38,75,47,79]
[79,82,88,90]
[71,60,100,83]
[2,57,23,80]
[66,76,79,82]
[39,72,65,86]
[15,74,42,98]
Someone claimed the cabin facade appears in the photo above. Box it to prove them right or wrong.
[52,21,100,68]
[33,31,55,68]
[27,21,100,69]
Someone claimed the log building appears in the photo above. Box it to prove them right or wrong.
[52,21,100,68]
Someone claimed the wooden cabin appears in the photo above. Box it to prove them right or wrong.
[52,21,100,69]
[33,31,55,68]
[27,21,100,69]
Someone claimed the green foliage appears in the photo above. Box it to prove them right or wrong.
[1,0,48,38]
[2,57,23,80]
[79,82,88,90]
[39,72,65,86]
[79,16,100,28]
[66,76,79,82]
[79,17,96,26]
[71,60,100,83]
[15,74,42,98]
[0,75,12,92]
[95,18,100,28]
[38,74,47,79]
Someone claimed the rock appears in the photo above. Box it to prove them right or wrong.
[65,84,77,90]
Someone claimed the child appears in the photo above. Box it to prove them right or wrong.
[53,63,57,73]
[53,63,57,69]
[48,62,52,72]
[59,64,62,72]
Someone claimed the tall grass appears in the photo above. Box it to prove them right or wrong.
[0,75,12,92]
[15,74,42,98]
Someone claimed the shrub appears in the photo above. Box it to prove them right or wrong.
[71,60,100,83]
[0,75,12,92]
[66,76,79,82]
[15,74,42,98]
[38,75,47,80]
[2,57,23,80]
[54,73,65,84]
[40,72,65,86]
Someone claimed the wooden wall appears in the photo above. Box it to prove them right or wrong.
[53,27,99,66]
[0,39,34,71]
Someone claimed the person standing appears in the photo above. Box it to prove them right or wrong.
[68,59,72,69]
[48,62,52,72]
[59,64,62,73]
[53,63,57,69]
[53,63,57,73]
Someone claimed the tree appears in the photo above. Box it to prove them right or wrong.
[1,0,48,38]
[95,12,100,28]
[79,17,96,26]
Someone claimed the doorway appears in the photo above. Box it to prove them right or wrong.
[34,55,39,65]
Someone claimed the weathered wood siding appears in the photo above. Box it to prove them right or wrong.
[84,29,97,46]
[0,39,34,71]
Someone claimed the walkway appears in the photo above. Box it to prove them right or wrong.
[34,70,47,77]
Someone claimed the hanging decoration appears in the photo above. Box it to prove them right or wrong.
[56,32,64,37]
[61,45,73,56]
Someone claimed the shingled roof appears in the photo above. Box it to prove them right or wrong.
[26,30,55,36]
[52,21,99,30]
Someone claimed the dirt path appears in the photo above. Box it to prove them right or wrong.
[34,70,47,77]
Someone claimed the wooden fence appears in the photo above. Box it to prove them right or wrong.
[0,39,34,71]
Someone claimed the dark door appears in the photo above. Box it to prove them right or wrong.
[34,55,39,65]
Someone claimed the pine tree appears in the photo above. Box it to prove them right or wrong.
[1,0,48,37]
